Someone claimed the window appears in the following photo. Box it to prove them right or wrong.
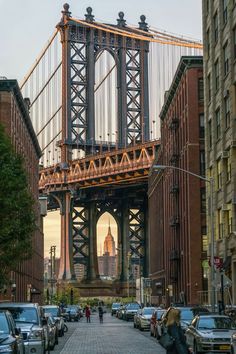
[213,12,219,43]
[226,157,231,181]
[224,95,230,128]
[200,150,206,176]
[217,209,223,239]
[201,188,206,213]
[223,42,229,75]
[208,120,212,148]
[223,0,228,25]
[217,159,222,189]
[199,113,205,138]
[202,227,208,253]
[198,78,204,101]
[215,108,221,139]
[214,60,219,91]
[208,73,211,101]
[225,208,232,234]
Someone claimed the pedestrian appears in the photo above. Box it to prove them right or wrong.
[166,308,193,354]
[85,305,91,323]
[98,305,103,323]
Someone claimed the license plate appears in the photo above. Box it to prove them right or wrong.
[219,345,230,350]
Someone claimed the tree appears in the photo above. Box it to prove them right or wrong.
[0,124,36,288]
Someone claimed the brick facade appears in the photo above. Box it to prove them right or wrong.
[0,79,43,303]
[148,57,206,306]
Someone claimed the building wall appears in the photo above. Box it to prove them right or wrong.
[148,57,206,306]
[202,0,236,304]
[0,80,43,303]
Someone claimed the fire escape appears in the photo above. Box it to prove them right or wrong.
[168,116,180,285]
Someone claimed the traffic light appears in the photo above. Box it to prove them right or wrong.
[70,288,74,305]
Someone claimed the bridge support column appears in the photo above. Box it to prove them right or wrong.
[88,202,98,281]
[58,192,76,280]
[120,200,129,282]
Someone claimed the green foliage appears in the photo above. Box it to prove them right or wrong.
[0,124,36,288]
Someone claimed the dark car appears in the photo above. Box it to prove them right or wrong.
[64,307,79,322]
[159,306,209,334]
[123,303,141,321]
[0,310,24,354]
[111,303,121,316]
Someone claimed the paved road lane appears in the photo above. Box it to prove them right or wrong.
[55,313,166,354]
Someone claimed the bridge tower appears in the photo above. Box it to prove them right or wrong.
[54,4,151,294]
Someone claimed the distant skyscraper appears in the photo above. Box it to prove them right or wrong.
[98,222,117,278]
[103,221,115,256]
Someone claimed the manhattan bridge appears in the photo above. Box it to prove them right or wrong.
[21,4,202,296]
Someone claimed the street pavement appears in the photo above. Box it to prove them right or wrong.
[53,312,166,354]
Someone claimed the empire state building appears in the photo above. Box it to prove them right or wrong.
[98,222,117,278]
[103,224,115,256]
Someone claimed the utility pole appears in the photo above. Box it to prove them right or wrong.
[49,245,56,304]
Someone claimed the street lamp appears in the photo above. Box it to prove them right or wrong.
[152,164,215,312]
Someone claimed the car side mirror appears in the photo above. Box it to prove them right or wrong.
[15,327,21,335]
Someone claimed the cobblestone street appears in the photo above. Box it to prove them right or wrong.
[54,313,166,354]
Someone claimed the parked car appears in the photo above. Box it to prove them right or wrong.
[159,306,209,334]
[64,307,79,322]
[185,313,236,354]
[0,302,48,354]
[123,303,141,321]
[45,314,58,350]
[43,305,65,336]
[0,310,24,354]
[111,303,121,316]
[150,308,166,338]
[133,309,142,329]
[117,305,126,320]
[134,307,155,331]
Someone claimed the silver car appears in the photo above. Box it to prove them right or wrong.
[185,314,236,354]
[0,302,47,354]
[134,307,156,331]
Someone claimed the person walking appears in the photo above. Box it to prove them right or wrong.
[98,305,103,323]
[85,305,91,323]
[166,308,193,354]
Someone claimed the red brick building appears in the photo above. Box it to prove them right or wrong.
[148,57,206,306]
[0,79,44,303]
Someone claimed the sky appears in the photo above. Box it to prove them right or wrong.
[0,0,202,81]
[0,1,202,257]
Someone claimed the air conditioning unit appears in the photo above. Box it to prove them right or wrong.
[221,151,229,159]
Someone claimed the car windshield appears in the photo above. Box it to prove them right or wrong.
[112,304,120,309]
[43,307,59,317]
[127,304,140,309]
[143,308,155,315]
[180,309,194,321]
[198,317,236,330]
[0,313,10,334]
[3,307,38,324]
